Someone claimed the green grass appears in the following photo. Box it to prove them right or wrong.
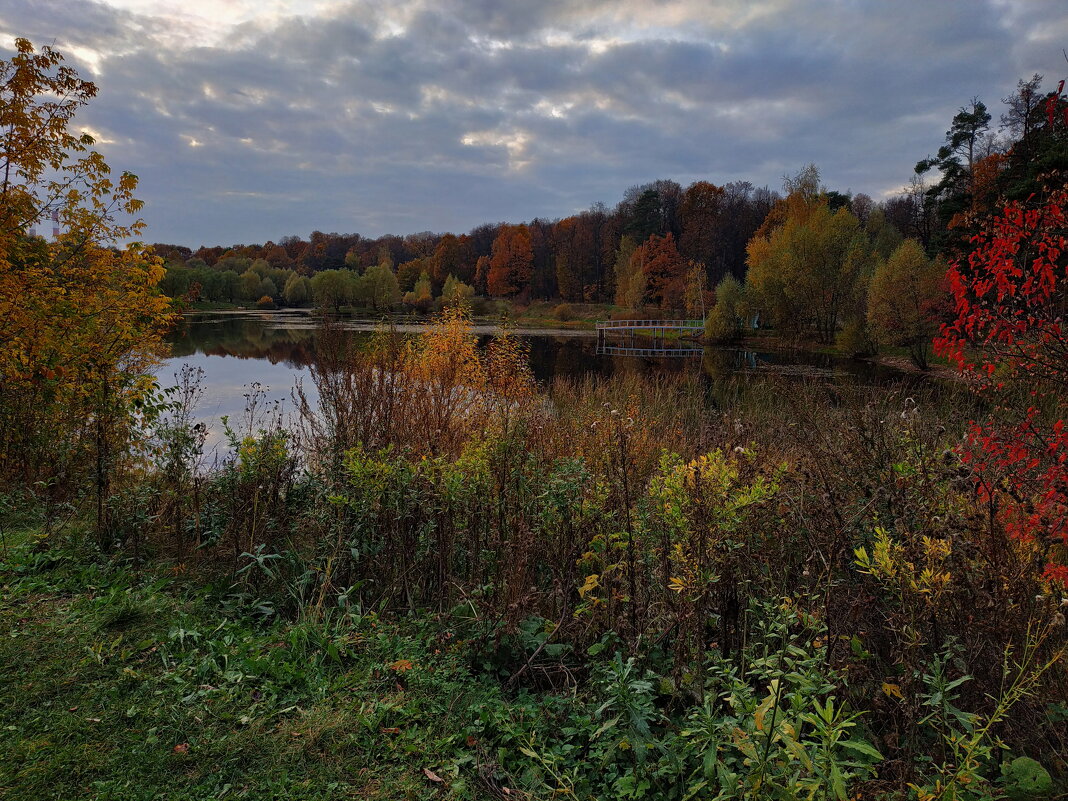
[0,541,502,800]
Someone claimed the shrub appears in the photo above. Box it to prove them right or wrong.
[551,302,575,321]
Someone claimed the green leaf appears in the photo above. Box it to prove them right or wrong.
[830,763,847,801]
[840,738,883,761]
[593,715,620,740]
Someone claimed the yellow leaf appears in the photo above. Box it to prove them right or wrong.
[578,574,600,599]
[881,682,903,700]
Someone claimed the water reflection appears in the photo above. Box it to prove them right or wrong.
[158,313,914,458]
[596,343,704,358]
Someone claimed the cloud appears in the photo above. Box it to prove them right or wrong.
[3,0,1067,244]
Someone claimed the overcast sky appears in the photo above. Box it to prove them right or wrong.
[4,0,1068,247]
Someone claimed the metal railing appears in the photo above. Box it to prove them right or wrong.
[595,319,704,330]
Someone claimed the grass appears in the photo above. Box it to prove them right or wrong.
[0,538,503,800]
[3,309,1065,799]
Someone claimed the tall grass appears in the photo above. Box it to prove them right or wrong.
[37,307,1066,793]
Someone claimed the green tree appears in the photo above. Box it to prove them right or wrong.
[704,275,744,343]
[746,196,868,343]
[441,274,474,307]
[238,269,263,302]
[311,269,355,311]
[915,99,994,245]
[403,270,434,312]
[359,263,401,311]
[282,273,310,306]
[867,239,946,369]
[344,247,362,272]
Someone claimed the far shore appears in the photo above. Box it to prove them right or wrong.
[181,307,600,338]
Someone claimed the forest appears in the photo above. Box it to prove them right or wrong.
[152,74,1068,374]
[1,37,1067,801]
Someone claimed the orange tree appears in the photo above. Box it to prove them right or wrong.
[0,38,174,519]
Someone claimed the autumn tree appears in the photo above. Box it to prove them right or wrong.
[528,219,556,298]
[430,233,474,289]
[0,39,174,512]
[487,224,533,298]
[473,254,490,295]
[746,189,869,342]
[396,257,428,292]
[637,232,687,309]
[554,215,603,302]
[403,271,434,312]
[867,239,945,368]
[441,274,475,307]
[612,235,643,309]
[704,275,744,343]
[936,186,1068,586]
[682,262,710,319]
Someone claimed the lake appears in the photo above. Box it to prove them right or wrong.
[160,310,911,456]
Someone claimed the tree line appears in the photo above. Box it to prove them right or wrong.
[153,70,1068,364]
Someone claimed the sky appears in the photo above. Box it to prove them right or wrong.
[4,0,1068,247]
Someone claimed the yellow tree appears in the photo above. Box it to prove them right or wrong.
[746,196,867,343]
[0,39,174,516]
[867,238,946,369]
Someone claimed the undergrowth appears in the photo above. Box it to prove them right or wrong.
[2,309,1066,800]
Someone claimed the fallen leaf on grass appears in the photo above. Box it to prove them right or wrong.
[423,768,444,783]
[173,743,190,753]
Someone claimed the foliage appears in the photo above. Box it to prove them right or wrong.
[0,38,174,509]
[358,263,402,311]
[936,185,1068,586]
[441,273,475,307]
[487,224,533,298]
[637,232,688,308]
[867,238,946,368]
[309,269,356,311]
[282,273,311,305]
[402,270,433,312]
[613,234,645,309]
[746,188,871,343]
[704,275,744,343]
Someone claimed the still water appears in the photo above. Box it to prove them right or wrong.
[160,310,908,455]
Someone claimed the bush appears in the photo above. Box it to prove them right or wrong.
[835,318,876,358]
[255,295,277,310]
[551,302,574,321]
[704,275,743,343]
